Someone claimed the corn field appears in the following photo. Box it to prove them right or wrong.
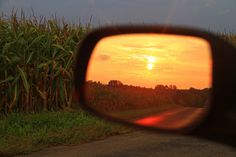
[0,12,91,113]
[0,12,235,114]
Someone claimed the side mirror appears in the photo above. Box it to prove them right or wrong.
[74,25,236,146]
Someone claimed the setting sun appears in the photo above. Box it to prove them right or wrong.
[146,56,156,70]
[147,63,153,70]
[86,34,211,89]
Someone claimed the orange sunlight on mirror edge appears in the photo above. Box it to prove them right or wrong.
[86,34,212,89]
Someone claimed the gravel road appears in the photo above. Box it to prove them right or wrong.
[16,131,236,157]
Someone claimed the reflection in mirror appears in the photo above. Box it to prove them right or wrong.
[85,34,212,130]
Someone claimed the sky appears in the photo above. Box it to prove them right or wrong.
[0,0,235,32]
[86,34,211,89]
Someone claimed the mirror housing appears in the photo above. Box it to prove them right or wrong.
[74,25,236,146]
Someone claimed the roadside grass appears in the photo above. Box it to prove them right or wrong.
[0,110,132,157]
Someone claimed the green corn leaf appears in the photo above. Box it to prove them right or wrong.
[17,32,24,39]
[0,55,10,64]
[37,61,52,69]
[17,67,30,93]
[9,84,19,108]
[10,55,21,64]
[65,53,73,70]
[2,41,16,54]
[53,44,66,52]
[28,27,36,34]
[18,38,27,45]
[28,34,45,48]
[54,68,61,78]
[36,87,47,100]
[12,74,20,85]
[26,51,35,64]
[0,76,14,84]
[55,53,65,60]
[59,76,65,103]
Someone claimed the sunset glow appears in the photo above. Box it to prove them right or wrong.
[86,34,211,89]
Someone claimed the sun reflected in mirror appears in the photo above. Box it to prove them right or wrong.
[147,63,153,70]
[146,56,156,70]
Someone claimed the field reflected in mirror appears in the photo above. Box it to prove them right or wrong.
[85,34,212,130]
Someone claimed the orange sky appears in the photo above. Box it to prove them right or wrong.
[86,34,212,89]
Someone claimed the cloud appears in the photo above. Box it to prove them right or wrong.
[204,0,216,7]
[122,43,165,49]
[96,54,110,61]
[219,9,230,15]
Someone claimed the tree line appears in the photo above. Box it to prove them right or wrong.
[85,80,210,112]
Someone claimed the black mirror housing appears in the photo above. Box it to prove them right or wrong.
[73,25,236,147]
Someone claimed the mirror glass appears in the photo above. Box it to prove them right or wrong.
[85,34,212,130]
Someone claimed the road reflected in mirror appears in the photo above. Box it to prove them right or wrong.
[85,34,212,130]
